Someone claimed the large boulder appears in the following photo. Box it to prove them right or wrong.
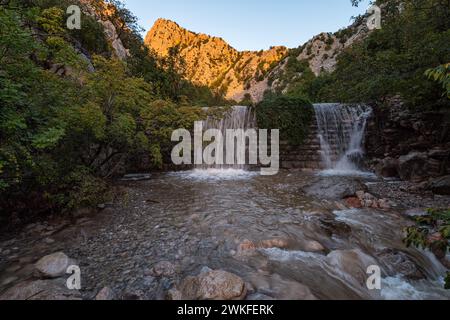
[375,157,399,178]
[169,270,247,300]
[397,152,428,181]
[428,175,450,195]
[326,249,379,286]
[304,177,368,200]
[0,279,81,300]
[35,252,72,278]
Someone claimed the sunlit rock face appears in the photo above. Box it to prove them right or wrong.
[145,19,287,101]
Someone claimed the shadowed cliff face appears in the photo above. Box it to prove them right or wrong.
[144,19,288,101]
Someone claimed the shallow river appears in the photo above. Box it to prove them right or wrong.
[0,169,449,300]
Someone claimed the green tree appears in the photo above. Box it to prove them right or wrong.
[256,93,314,145]
[426,63,450,99]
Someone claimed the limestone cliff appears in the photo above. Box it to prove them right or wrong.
[254,16,372,102]
[145,19,287,101]
[79,0,129,59]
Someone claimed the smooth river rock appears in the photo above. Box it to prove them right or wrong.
[35,252,71,278]
[0,279,81,300]
[169,270,247,300]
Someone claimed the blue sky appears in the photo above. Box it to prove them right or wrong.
[122,0,371,51]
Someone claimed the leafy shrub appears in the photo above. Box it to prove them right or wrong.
[256,93,314,145]
[404,208,450,289]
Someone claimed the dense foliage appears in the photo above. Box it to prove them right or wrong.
[0,0,216,216]
[287,0,450,109]
[256,93,314,145]
[404,208,450,289]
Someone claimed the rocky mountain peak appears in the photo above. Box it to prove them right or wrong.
[145,19,287,101]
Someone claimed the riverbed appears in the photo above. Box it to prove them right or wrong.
[0,170,449,300]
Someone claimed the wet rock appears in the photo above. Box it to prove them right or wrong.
[375,157,399,178]
[355,191,391,210]
[427,233,447,260]
[377,249,424,280]
[249,273,317,300]
[319,218,352,237]
[302,240,325,253]
[171,270,247,300]
[428,175,450,195]
[335,201,348,210]
[151,261,176,277]
[397,152,428,182]
[403,208,428,217]
[0,279,81,300]
[304,177,368,200]
[35,252,71,278]
[1,276,19,286]
[326,249,379,285]
[121,174,152,182]
[95,287,116,300]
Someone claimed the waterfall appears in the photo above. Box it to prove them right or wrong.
[201,106,256,170]
[314,103,372,173]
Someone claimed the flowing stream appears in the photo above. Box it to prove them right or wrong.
[0,106,449,300]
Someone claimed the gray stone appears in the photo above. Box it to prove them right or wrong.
[0,279,81,300]
[326,249,379,286]
[247,293,275,300]
[302,240,325,253]
[428,175,450,195]
[375,157,399,178]
[1,276,19,286]
[35,252,71,278]
[305,177,368,200]
[397,152,428,181]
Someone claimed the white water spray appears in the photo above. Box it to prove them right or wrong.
[201,106,256,171]
[314,103,372,175]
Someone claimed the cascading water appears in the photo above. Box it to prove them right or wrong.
[188,106,256,179]
[314,103,372,174]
